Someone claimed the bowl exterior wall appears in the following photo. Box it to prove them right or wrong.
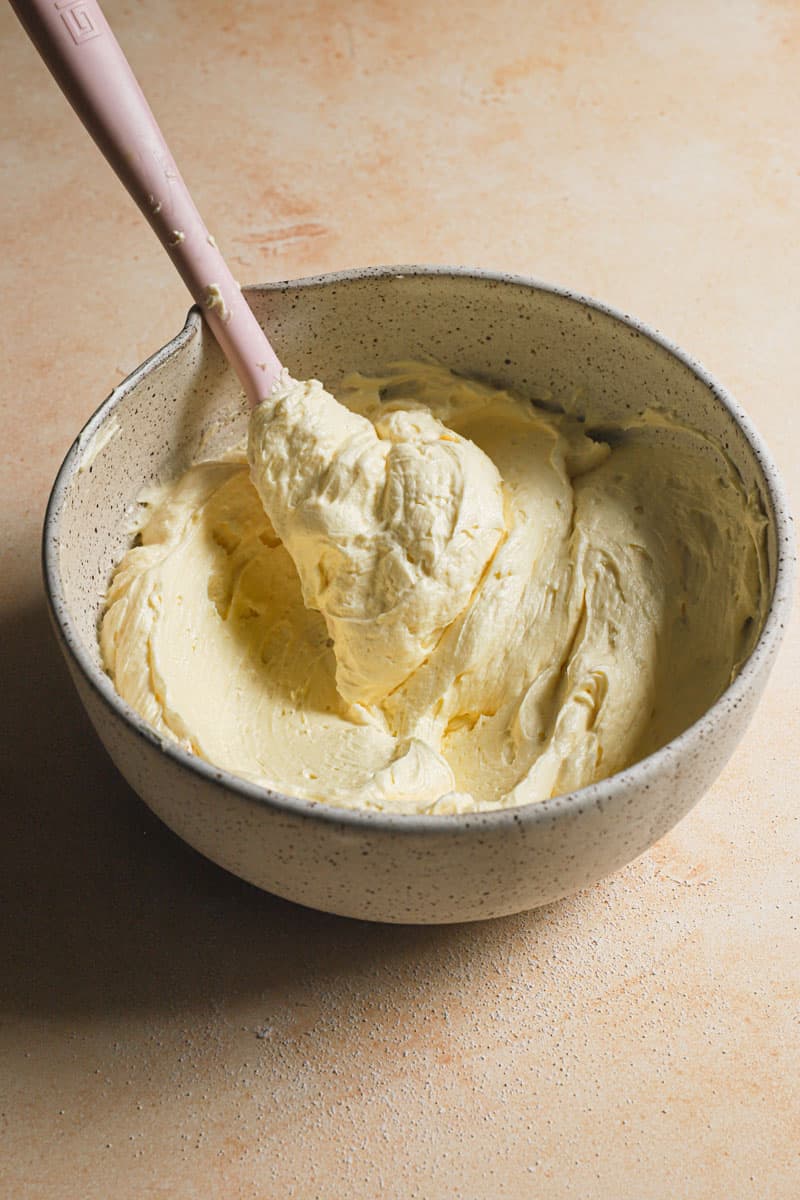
[44,269,793,923]
[57,619,772,924]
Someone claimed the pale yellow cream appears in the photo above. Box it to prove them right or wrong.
[100,363,767,814]
[247,373,506,706]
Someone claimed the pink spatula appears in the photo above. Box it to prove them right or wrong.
[14,0,511,714]
[11,0,283,407]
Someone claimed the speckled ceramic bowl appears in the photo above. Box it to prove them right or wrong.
[43,268,794,923]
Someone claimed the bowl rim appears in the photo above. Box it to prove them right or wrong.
[42,264,796,835]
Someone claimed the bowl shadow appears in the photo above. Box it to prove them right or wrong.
[1,598,575,1022]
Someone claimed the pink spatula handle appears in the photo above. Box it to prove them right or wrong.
[10,0,282,405]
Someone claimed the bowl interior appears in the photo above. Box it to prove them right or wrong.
[50,269,780,707]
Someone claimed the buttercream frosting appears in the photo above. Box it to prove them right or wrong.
[100,363,767,813]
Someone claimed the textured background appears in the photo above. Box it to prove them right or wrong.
[1,1,798,1196]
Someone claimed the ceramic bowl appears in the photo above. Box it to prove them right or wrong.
[43,268,794,924]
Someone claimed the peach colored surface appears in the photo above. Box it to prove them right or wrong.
[1,1,798,1196]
